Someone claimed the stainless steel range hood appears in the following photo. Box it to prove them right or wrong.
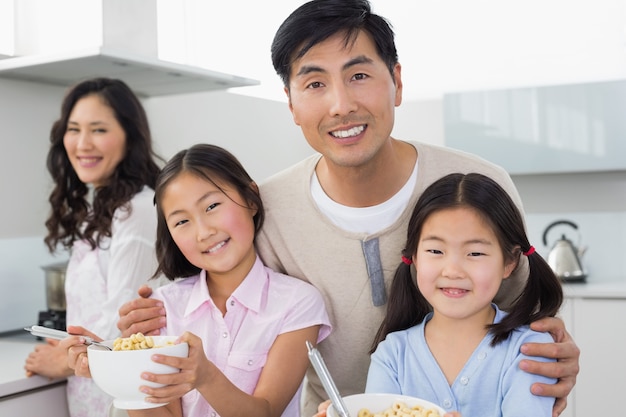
[0,0,259,97]
[0,47,259,97]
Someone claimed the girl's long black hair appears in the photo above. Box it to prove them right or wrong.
[371,173,563,352]
[152,144,264,280]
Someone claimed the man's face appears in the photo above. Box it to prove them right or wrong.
[286,30,403,170]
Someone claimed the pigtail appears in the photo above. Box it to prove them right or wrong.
[370,253,431,354]
[488,248,563,345]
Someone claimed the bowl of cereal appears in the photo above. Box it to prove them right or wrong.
[327,393,446,417]
[88,333,188,410]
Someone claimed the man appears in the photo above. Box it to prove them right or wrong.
[118,1,579,416]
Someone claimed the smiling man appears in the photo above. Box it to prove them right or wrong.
[257,1,580,416]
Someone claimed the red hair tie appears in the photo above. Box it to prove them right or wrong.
[523,246,536,256]
[401,255,413,265]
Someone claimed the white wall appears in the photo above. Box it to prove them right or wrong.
[156,0,626,103]
[143,90,314,182]
[0,79,67,332]
[392,99,445,146]
[0,79,64,237]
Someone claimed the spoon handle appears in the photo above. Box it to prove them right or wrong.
[25,325,94,344]
[306,341,351,417]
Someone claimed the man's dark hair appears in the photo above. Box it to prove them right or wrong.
[271,0,398,89]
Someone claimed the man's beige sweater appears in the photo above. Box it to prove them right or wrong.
[257,141,528,416]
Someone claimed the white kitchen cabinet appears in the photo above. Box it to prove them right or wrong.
[557,284,626,417]
[557,297,574,417]
[570,297,626,415]
[0,382,69,417]
[443,79,626,174]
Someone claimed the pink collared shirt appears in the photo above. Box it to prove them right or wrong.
[152,256,332,417]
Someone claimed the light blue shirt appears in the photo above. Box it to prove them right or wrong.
[366,305,556,417]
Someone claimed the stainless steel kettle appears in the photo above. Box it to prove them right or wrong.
[542,220,587,282]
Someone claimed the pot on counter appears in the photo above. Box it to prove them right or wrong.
[41,261,68,312]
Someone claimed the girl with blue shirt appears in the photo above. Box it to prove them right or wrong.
[128,144,331,417]
[366,173,563,417]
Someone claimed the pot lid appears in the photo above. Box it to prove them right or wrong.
[41,261,69,272]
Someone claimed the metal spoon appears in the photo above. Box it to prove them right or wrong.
[24,325,112,350]
[306,341,351,417]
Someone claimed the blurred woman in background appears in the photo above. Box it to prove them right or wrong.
[24,77,164,417]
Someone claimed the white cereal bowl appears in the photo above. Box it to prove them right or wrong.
[327,393,446,417]
[88,336,189,410]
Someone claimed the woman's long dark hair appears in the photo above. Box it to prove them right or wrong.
[152,144,264,280]
[371,173,563,352]
[44,78,162,252]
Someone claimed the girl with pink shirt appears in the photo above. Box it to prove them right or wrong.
[131,143,330,417]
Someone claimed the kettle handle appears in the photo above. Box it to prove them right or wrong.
[542,219,578,246]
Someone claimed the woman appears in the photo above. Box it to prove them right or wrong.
[24,77,164,417]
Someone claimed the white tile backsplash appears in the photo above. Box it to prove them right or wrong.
[525,211,626,282]
[0,237,68,332]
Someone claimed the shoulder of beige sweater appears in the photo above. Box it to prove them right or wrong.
[415,141,509,175]
[261,154,319,185]
[259,154,320,202]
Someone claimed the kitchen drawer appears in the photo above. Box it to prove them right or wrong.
[0,381,69,417]
[571,298,626,416]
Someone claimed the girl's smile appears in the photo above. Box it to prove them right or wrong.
[204,239,228,254]
[440,287,470,298]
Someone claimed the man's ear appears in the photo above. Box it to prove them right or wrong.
[393,62,403,107]
[285,87,302,126]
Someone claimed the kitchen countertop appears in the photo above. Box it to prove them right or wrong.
[562,280,626,299]
[0,331,67,398]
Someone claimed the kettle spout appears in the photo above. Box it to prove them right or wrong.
[578,245,587,258]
